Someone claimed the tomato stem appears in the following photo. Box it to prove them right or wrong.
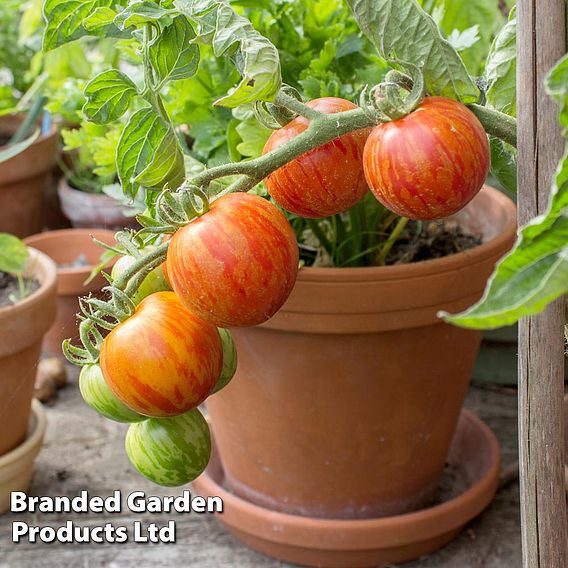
[467,104,517,148]
[377,217,410,265]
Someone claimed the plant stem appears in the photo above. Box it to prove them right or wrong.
[377,217,409,265]
[191,106,377,195]
[467,104,517,148]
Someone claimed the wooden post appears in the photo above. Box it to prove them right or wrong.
[517,2,568,566]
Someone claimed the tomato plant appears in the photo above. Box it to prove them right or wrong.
[100,291,223,417]
[111,249,170,305]
[125,409,211,487]
[263,97,371,218]
[166,192,299,327]
[79,364,144,423]
[363,97,490,220]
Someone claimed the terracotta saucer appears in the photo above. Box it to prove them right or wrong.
[192,409,500,568]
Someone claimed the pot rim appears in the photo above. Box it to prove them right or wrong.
[0,248,57,320]
[295,186,516,282]
[0,115,59,150]
[24,228,117,277]
[0,400,46,467]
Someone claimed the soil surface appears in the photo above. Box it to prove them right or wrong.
[0,272,39,308]
[0,366,521,568]
[386,220,482,265]
[58,253,89,269]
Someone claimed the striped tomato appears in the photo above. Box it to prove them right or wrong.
[125,408,211,486]
[166,193,299,327]
[100,291,223,417]
[263,97,371,218]
[79,364,144,423]
[363,97,490,220]
[211,328,237,394]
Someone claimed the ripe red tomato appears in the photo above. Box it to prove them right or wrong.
[363,96,490,220]
[166,192,299,327]
[100,291,223,417]
[263,97,371,218]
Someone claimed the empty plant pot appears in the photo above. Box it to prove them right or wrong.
[24,229,117,358]
[0,115,60,238]
[0,400,47,515]
[206,186,516,520]
[0,249,56,456]
[193,409,501,567]
[58,179,139,230]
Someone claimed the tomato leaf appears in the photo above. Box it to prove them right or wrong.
[174,0,282,107]
[0,233,29,275]
[83,7,132,38]
[485,6,516,117]
[116,107,185,197]
[83,69,138,125]
[490,137,517,194]
[345,0,479,103]
[429,0,502,76]
[43,0,115,51]
[114,1,174,30]
[150,16,200,85]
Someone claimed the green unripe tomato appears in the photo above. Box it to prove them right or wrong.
[125,409,211,486]
[212,328,238,394]
[79,364,144,423]
[111,248,170,305]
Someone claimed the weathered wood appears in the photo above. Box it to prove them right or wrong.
[517,2,568,567]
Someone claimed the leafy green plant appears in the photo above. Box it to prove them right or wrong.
[0,233,32,303]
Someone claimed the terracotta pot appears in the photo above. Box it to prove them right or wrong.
[58,178,139,230]
[0,115,60,238]
[0,400,47,515]
[24,229,117,358]
[206,186,517,519]
[0,249,56,456]
[193,409,500,567]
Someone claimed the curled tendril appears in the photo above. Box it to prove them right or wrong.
[363,61,426,122]
[155,183,210,229]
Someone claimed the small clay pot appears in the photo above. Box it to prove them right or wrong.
[0,115,60,238]
[0,249,56,456]
[206,186,517,520]
[0,400,47,515]
[24,229,117,358]
[58,178,139,230]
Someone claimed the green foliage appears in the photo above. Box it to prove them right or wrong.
[0,234,29,275]
[346,0,479,103]
[83,69,138,124]
[427,0,503,75]
[446,53,568,329]
[116,107,184,197]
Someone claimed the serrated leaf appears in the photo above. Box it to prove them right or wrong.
[445,149,568,329]
[83,7,132,38]
[174,0,281,107]
[43,0,114,51]
[116,107,184,197]
[83,69,138,124]
[150,16,200,85]
[485,6,516,117]
[345,0,479,103]
[0,233,29,274]
[114,1,173,30]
